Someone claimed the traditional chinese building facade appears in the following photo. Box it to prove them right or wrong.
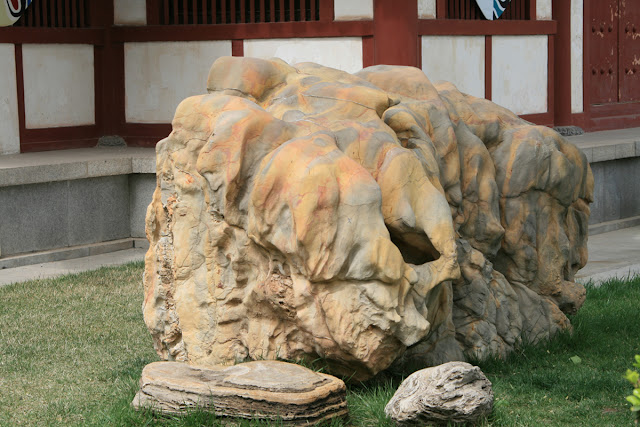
[0,0,637,154]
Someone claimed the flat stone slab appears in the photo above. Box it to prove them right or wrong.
[132,361,348,425]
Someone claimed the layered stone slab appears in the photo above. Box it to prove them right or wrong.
[132,361,348,425]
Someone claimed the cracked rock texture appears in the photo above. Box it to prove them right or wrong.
[384,361,493,425]
[132,361,347,425]
[143,57,593,380]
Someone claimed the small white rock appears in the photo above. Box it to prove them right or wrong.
[385,361,493,425]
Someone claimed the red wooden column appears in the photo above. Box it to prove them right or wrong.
[552,0,573,126]
[372,0,419,67]
[91,1,122,138]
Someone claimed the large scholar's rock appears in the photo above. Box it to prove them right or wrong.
[143,57,593,380]
[132,361,348,425]
[384,361,493,426]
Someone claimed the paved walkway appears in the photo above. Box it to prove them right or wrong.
[575,225,640,284]
[0,226,638,287]
[0,248,146,287]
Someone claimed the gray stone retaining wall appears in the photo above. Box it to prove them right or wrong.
[0,134,638,267]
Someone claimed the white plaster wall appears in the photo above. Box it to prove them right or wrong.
[418,0,436,19]
[536,0,552,20]
[243,38,363,74]
[0,44,19,155]
[422,36,485,98]
[114,0,146,25]
[22,44,95,129]
[492,36,548,115]
[125,41,232,123]
[334,0,373,20]
[571,0,584,113]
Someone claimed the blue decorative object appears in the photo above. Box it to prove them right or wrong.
[476,0,511,20]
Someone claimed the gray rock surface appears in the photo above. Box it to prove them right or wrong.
[385,361,493,425]
[132,360,348,425]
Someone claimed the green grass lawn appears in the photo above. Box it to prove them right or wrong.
[0,262,638,426]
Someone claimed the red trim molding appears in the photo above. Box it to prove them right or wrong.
[111,21,373,43]
[120,123,172,147]
[520,112,554,127]
[418,19,556,35]
[0,28,105,44]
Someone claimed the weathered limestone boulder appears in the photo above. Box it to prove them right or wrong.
[143,57,593,380]
[132,360,347,425]
[385,361,493,425]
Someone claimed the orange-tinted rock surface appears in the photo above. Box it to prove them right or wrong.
[143,57,593,380]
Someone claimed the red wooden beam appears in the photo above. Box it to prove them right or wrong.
[202,0,208,24]
[529,0,537,20]
[232,39,244,56]
[484,35,492,100]
[0,28,105,44]
[362,35,373,68]
[436,0,445,19]
[373,0,419,67]
[552,0,571,125]
[318,0,332,22]
[15,44,25,153]
[146,0,161,25]
[110,20,373,42]
[417,18,557,35]
[43,0,49,27]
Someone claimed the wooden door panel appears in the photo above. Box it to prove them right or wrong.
[589,0,619,104]
[620,0,640,102]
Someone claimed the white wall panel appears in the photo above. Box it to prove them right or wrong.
[22,44,95,129]
[334,0,373,20]
[492,35,548,115]
[125,41,232,123]
[114,0,147,25]
[571,0,584,113]
[0,44,19,155]
[537,0,552,20]
[422,36,485,98]
[418,0,436,19]
[243,38,363,74]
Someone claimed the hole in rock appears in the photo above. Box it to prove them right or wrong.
[389,232,439,265]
